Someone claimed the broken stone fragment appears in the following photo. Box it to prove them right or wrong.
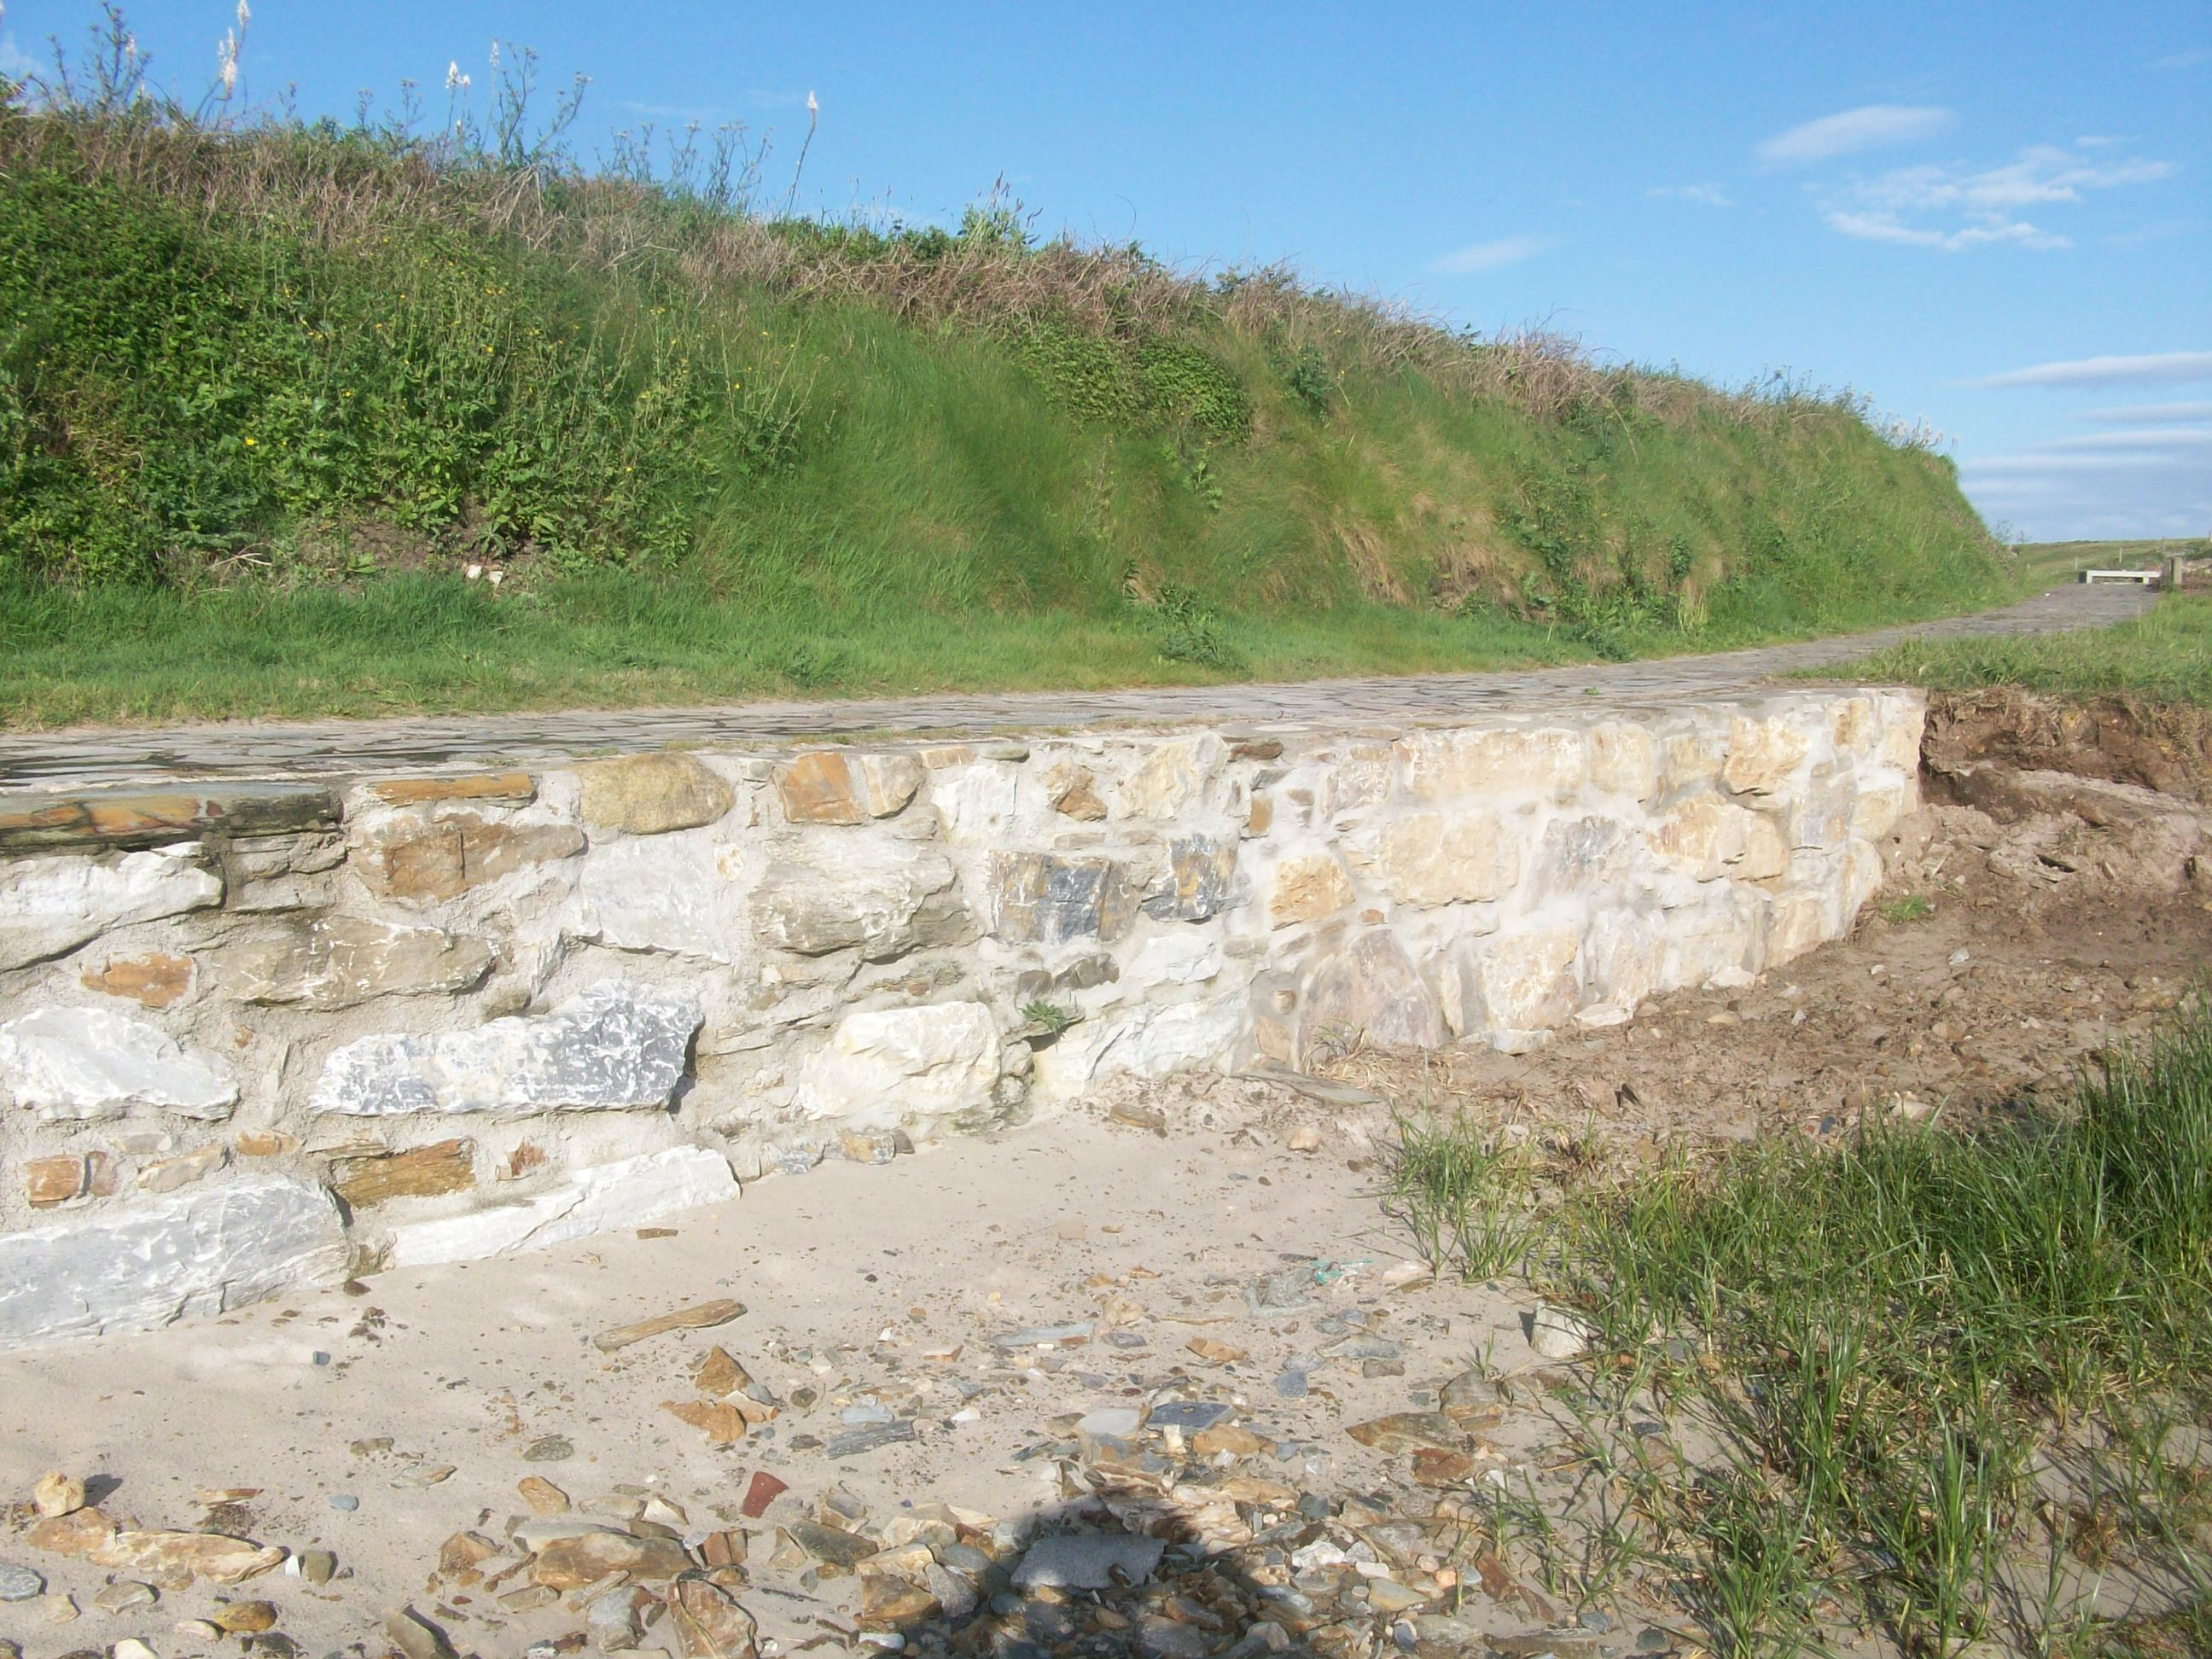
[1011,1532,1166,1592]
[309,981,701,1116]
[595,1296,746,1352]
[666,1575,760,1659]
[1528,1303,1598,1359]
[1345,1412,1463,1453]
[518,1476,571,1515]
[0,1006,239,1121]
[663,1397,775,1446]
[384,1605,459,1659]
[529,1528,695,1590]
[574,752,736,835]
[89,1527,286,1589]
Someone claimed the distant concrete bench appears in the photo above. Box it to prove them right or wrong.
[2080,568,2160,585]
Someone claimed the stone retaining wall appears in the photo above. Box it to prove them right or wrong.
[0,688,1923,1349]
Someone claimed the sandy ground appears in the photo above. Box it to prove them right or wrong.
[3,743,2209,1659]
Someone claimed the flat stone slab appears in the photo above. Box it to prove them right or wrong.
[0,1176,349,1351]
[0,1004,239,1121]
[388,1146,736,1267]
[0,782,339,850]
[308,981,703,1117]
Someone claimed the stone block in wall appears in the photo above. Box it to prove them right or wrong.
[0,1006,238,1121]
[1356,810,1519,907]
[1042,760,1107,822]
[332,1138,476,1208]
[931,760,1022,845]
[1034,992,1247,1097]
[217,916,494,1010]
[1721,714,1811,797]
[307,981,701,1117]
[1112,735,1224,820]
[790,1001,1002,1125]
[1790,764,1858,851]
[1122,930,1225,991]
[1528,814,1635,905]
[1828,696,1878,759]
[574,754,735,835]
[1145,835,1238,922]
[1583,909,1662,1015]
[1662,888,1767,989]
[1648,796,1785,883]
[1436,927,1581,1049]
[1877,692,1927,771]
[80,952,195,1009]
[777,750,922,825]
[1589,724,1661,800]
[387,1144,736,1269]
[1850,774,1911,841]
[364,771,538,808]
[0,783,337,854]
[355,812,584,902]
[987,851,1138,946]
[24,1153,96,1208]
[0,1176,348,1352]
[756,839,967,960]
[0,844,224,971]
[1298,930,1446,1060]
[576,834,751,963]
[1267,853,1355,928]
[137,1143,229,1195]
[1395,726,1586,802]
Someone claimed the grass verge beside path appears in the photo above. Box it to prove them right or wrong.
[1829,593,2212,707]
[1383,1010,2212,1656]
[0,568,2024,731]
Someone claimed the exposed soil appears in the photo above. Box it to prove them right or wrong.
[1925,686,2212,803]
[0,693,2205,1659]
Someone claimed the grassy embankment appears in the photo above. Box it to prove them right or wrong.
[1385,1013,2212,1656]
[0,20,2008,727]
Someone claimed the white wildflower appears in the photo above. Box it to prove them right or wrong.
[806,89,818,116]
[236,0,249,27]
[488,39,499,73]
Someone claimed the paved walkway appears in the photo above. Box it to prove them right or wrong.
[0,585,2155,789]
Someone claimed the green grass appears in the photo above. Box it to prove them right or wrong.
[1831,592,2212,707]
[0,32,2019,725]
[1386,1012,2212,1656]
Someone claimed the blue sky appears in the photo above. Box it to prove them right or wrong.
[6,1,2208,540]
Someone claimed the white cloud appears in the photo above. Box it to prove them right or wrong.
[1756,105,1952,166]
[1426,235,1553,275]
[2154,48,2212,71]
[0,33,38,81]
[2078,401,2212,425]
[1822,141,2172,252]
[1646,183,1734,207]
[1959,434,2212,538]
[1967,351,2212,389]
